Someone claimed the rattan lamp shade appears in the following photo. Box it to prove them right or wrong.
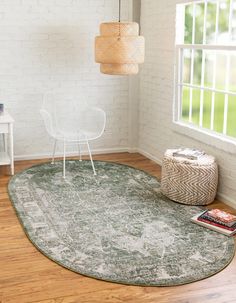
[95,22,145,75]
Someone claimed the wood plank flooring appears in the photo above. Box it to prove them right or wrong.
[0,152,236,303]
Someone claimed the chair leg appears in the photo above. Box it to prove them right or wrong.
[51,139,57,164]
[63,140,66,179]
[86,140,96,175]
[78,143,82,162]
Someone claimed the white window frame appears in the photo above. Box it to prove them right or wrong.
[173,0,236,153]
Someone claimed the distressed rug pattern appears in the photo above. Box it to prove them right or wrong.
[8,160,235,286]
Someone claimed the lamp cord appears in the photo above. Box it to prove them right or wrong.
[119,0,121,22]
[118,0,121,38]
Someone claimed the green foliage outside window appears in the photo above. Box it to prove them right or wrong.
[181,0,236,138]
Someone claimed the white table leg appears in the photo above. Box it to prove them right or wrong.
[3,133,7,152]
[9,123,14,175]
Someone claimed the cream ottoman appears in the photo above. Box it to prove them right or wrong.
[161,149,218,205]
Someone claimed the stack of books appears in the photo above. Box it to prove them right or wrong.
[172,148,205,160]
[191,209,236,236]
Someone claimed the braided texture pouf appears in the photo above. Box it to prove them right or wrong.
[161,149,218,205]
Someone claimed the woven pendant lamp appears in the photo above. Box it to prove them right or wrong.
[95,0,145,75]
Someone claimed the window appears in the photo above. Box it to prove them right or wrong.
[175,0,236,142]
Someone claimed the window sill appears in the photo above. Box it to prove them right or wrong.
[172,121,236,154]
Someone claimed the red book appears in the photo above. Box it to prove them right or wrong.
[191,211,236,236]
[197,217,235,231]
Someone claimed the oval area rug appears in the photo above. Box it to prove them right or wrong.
[8,160,235,286]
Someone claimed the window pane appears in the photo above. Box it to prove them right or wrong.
[184,4,193,43]
[177,1,236,142]
[183,49,191,83]
[218,0,230,44]
[192,89,200,125]
[182,86,190,121]
[227,95,236,137]
[213,92,225,133]
[202,90,212,129]
[215,53,226,90]
[206,2,217,44]
[195,3,205,44]
[193,50,202,86]
[204,51,214,87]
[229,54,236,92]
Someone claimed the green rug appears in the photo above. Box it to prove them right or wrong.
[8,160,235,286]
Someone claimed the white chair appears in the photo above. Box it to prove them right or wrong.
[40,98,106,178]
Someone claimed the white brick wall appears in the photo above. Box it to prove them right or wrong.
[1,0,235,207]
[0,0,131,158]
[139,0,236,207]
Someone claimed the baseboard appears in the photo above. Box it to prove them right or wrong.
[14,147,130,161]
[216,193,236,209]
[137,148,162,165]
[14,146,236,209]
[127,147,139,153]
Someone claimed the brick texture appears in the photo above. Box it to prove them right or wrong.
[0,0,130,157]
[0,0,235,206]
[139,0,236,206]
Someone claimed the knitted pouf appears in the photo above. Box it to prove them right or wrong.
[161,149,218,205]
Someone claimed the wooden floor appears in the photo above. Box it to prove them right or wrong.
[0,152,236,303]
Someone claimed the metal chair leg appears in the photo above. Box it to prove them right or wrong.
[86,140,96,175]
[63,140,66,179]
[51,139,57,164]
